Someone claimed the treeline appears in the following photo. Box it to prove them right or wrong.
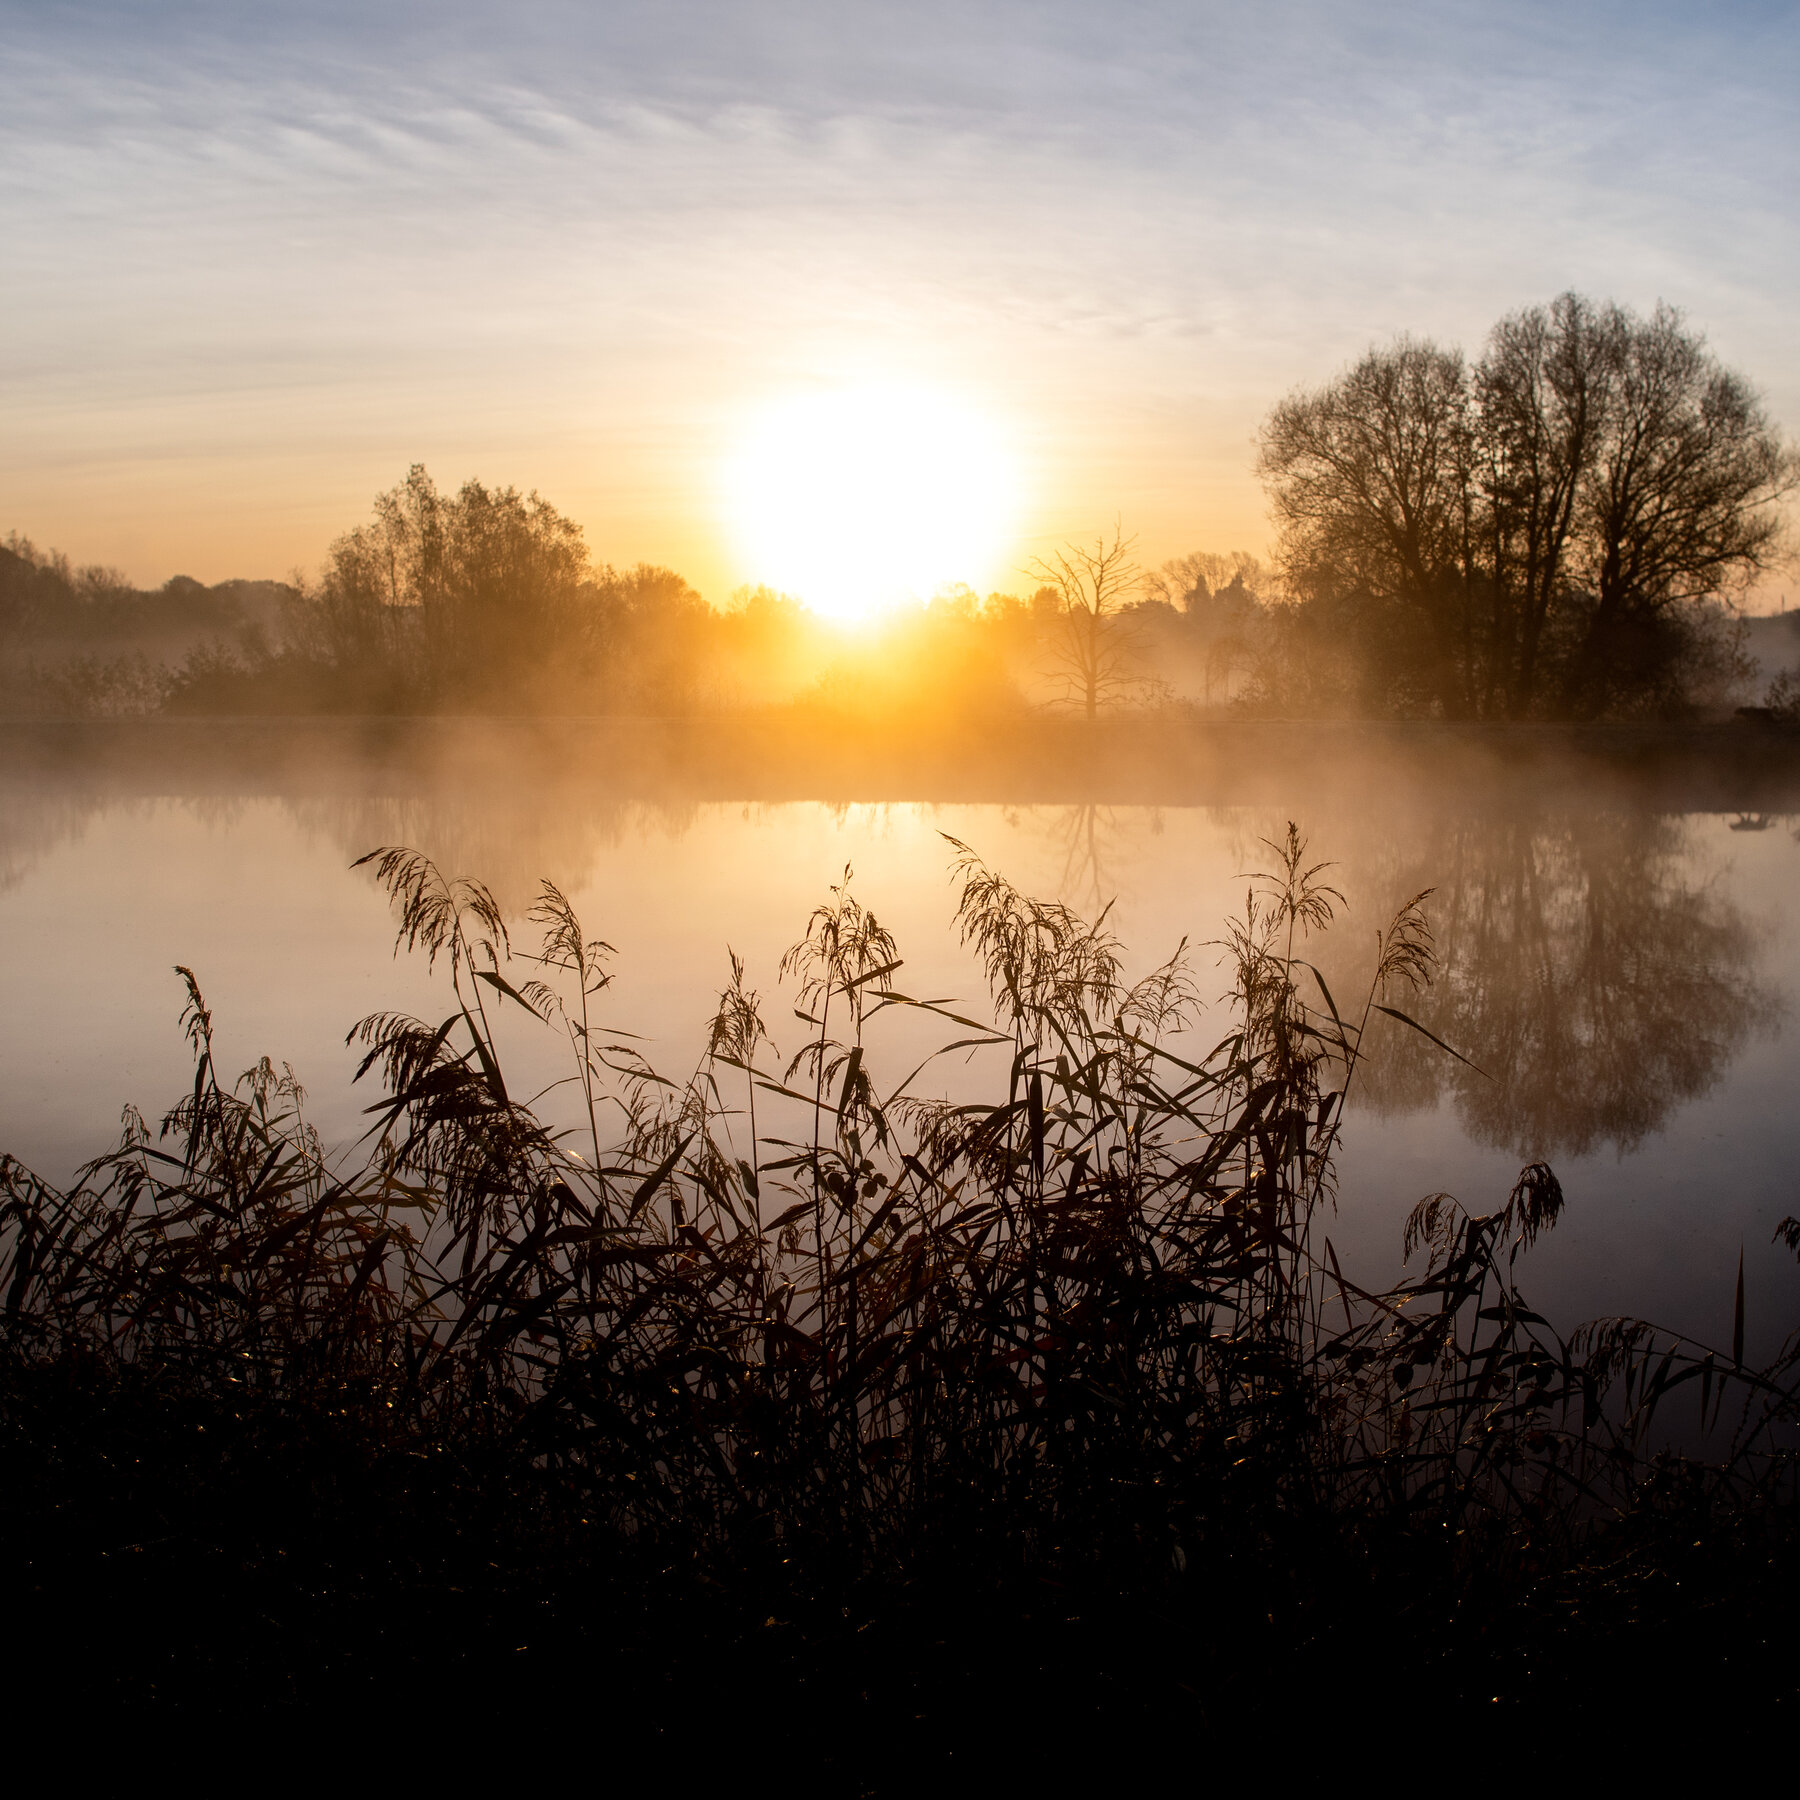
[0,473,1256,721]
[277,487,1276,717]
[3,292,1790,723]
[0,535,291,718]
[270,465,1028,716]
[0,543,277,643]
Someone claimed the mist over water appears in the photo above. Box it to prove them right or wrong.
[4,717,1797,1359]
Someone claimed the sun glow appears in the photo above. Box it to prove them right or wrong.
[724,385,1022,622]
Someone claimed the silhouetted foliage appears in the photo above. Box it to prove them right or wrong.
[7,297,1791,727]
[1027,526,1163,719]
[4,833,1797,1741]
[284,465,617,708]
[0,478,1272,724]
[1255,295,1795,720]
[1,534,291,716]
[1143,551,1269,706]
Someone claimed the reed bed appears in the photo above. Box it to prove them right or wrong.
[4,828,1798,1743]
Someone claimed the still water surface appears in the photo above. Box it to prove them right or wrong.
[3,720,1796,1359]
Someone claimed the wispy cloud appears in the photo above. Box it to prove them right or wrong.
[2,1,1794,583]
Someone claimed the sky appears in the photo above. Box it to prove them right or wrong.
[3,0,1796,602]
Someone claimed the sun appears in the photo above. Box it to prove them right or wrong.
[724,385,1022,622]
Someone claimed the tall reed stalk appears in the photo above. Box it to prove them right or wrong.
[4,830,1797,1593]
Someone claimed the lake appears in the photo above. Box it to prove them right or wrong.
[4,715,1798,1362]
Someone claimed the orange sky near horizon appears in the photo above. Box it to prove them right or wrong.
[4,307,1286,604]
[4,3,1796,609]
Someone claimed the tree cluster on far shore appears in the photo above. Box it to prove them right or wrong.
[0,485,1266,724]
[1255,294,1795,720]
[3,294,1792,725]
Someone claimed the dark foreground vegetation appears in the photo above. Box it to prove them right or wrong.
[4,832,1798,1765]
[7,292,1794,735]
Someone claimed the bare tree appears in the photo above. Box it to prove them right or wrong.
[1145,551,1270,706]
[1475,292,1611,717]
[1144,549,1265,610]
[1027,524,1149,721]
[1258,298,1795,719]
[1561,302,1792,716]
[1258,338,1480,716]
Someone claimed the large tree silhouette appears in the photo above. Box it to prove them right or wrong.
[1257,295,1793,719]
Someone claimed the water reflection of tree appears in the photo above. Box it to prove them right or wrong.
[1354,814,1775,1159]
[1045,803,1162,918]
[0,784,101,894]
[3,746,1776,1168]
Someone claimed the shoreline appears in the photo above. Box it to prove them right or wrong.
[6,711,1800,811]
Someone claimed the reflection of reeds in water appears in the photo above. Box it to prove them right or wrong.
[1026,800,1777,1162]
[5,826,1796,1679]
